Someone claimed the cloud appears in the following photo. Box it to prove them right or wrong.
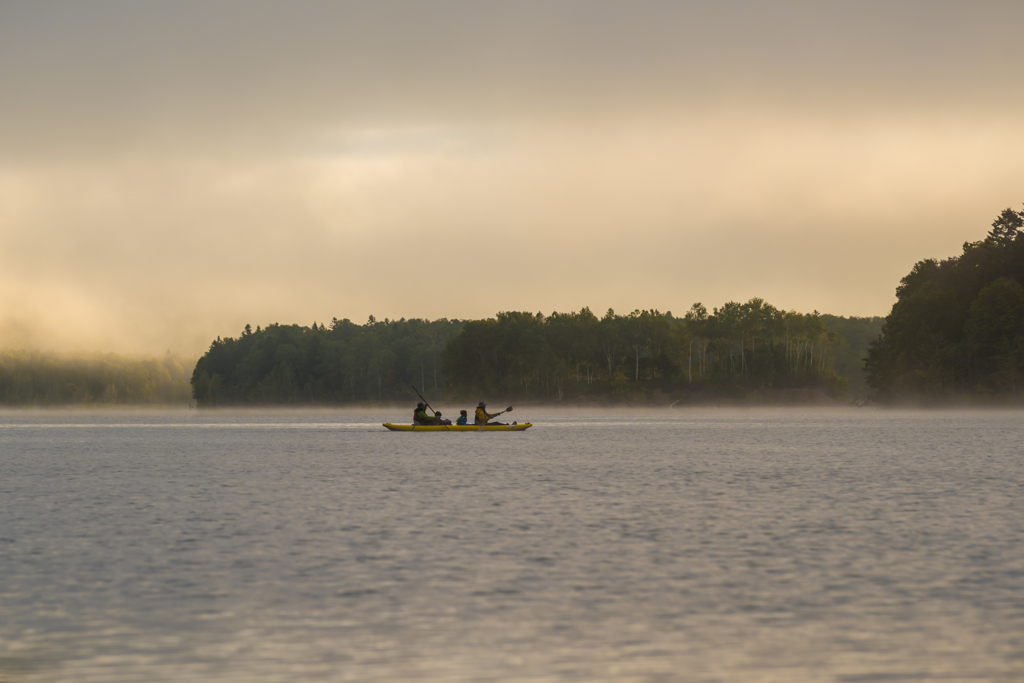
[2,1,1024,352]
[3,1,1024,157]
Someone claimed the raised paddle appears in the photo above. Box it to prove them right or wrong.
[480,406,513,423]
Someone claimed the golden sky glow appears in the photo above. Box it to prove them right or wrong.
[2,1,1024,353]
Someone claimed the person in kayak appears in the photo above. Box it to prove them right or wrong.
[413,402,451,426]
[456,410,469,425]
[474,402,505,426]
[414,402,436,425]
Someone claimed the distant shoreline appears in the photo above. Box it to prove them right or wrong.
[4,387,1020,409]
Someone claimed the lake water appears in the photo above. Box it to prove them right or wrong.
[1,408,1023,682]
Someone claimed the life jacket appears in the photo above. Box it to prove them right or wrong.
[475,407,488,423]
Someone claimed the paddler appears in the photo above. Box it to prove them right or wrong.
[413,401,450,426]
[474,401,505,426]
[413,402,435,425]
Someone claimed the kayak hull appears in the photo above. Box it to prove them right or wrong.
[383,423,532,432]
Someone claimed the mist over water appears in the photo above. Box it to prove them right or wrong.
[2,407,1023,682]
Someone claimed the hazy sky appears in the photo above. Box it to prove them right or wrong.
[3,1,1024,354]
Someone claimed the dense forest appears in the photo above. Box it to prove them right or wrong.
[0,351,195,405]
[191,317,462,405]
[191,302,879,406]
[866,206,1024,401]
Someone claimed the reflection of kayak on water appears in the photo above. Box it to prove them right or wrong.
[382,423,532,432]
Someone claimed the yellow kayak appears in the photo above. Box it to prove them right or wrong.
[383,423,532,432]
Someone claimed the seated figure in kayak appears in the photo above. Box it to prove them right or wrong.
[413,402,436,425]
[413,402,451,426]
[474,402,505,426]
[456,410,469,425]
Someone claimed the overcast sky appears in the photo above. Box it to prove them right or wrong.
[2,1,1024,354]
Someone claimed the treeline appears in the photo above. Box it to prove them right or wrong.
[0,351,196,405]
[442,303,848,401]
[867,206,1024,401]
[191,302,876,406]
[191,317,463,405]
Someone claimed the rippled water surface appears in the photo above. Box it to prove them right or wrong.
[1,408,1023,682]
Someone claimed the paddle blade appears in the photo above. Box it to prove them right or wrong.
[506,406,513,412]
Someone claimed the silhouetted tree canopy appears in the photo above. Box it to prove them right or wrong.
[191,317,462,405]
[866,205,1024,400]
[190,303,866,406]
[440,304,848,401]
